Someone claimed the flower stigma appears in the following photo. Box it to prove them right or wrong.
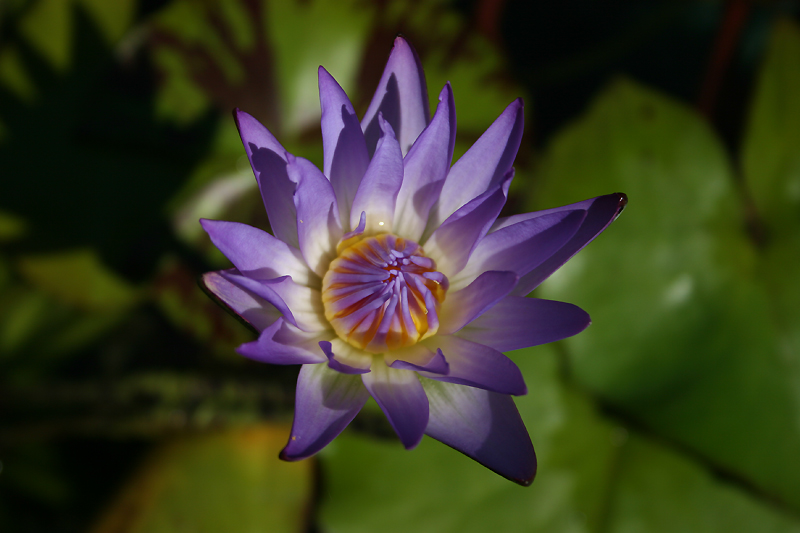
[321,233,449,354]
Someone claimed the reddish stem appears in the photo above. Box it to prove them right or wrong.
[697,0,751,118]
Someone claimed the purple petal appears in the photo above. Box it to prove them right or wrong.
[237,318,330,364]
[200,270,280,331]
[459,296,591,352]
[319,340,372,374]
[438,270,518,335]
[200,219,314,287]
[432,99,524,228]
[361,36,430,157]
[281,363,369,461]
[233,109,298,247]
[512,193,628,295]
[349,115,404,233]
[393,83,456,241]
[422,379,536,486]
[286,154,343,277]
[424,172,513,277]
[219,271,327,332]
[422,335,526,395]
[362,362,429,449]
[450,209,586,291]
[319,67,370,230]
[218,271,297,327]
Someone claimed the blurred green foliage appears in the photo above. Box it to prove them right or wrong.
[0,0,799,531]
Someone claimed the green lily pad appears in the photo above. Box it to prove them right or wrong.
[531,78,800,509]
[605,434,800,533]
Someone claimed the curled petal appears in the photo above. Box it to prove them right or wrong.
[233,109,298,247]
[438,270,518,335]
[450,209,586,291]
[281,363,369,461]
[362,360,429,449]
[200,219,314,287]
[432,98,524,228]
[422,378,536,486]
[386,344,450,375]
[422,335,526,396]
[393,83,456,241]
[459,297,591,352]
[510,193,628,295]
[237,318,330,365]
[200,270,280,332]
[286,154,343,278]
[349,115,404,233]
[361,36,429,157]
[319,339,372,374]
[319,67,369,230]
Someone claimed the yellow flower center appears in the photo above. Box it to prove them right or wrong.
[321,234,448,353]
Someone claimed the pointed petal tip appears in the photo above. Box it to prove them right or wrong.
[318,65,335,85]
[393,34,411,49]
[493,445,537,487]
[376,112,398,139]
[232,108,242,131]
[438,82,453,101]
[231,107,249,128]
[615,192,628,214]
[278,446,304,462]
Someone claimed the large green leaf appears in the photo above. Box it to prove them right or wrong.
[605,435,800,533]
[531,78,800,509]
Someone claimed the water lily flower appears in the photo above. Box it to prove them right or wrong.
[200,37,626,486]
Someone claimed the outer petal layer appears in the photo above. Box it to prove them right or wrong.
[361,36,429,157]
[424,173,512,277]
[458,297,591,352]
[200,219,314,287]
[362,360,429,449]
[286,155,343,278]
[281,363,369,461]
[233,109,298,247]
[438,270,518,335]
[422,335,527,395]
[510,193,628,295]
[237,318,330,365]
[319,67,369,229]
[423,378,536,486]
[450,209,586,291]
[432,98,524,228]
[393,83,456,241]
[200,270,280,331]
